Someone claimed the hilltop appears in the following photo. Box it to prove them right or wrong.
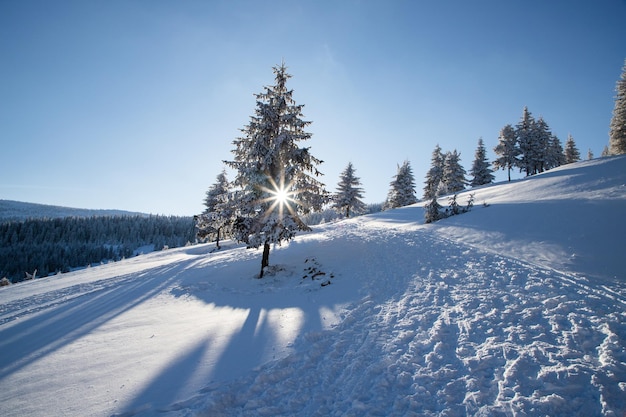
[0,156,625,416]
[0,200,148,221]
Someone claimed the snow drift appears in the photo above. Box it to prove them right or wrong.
[1,156,625,417]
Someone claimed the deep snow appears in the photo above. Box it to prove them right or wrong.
[1,156,625,416]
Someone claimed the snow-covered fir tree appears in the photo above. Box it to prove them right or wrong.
[469,138,495,187]
[439,150,466,195]
[609,59,626,155]
[423,144,445,199]
[587,149,594,160]
[385,160,417,209]
[546,134,566,170]
[224,63,328,277]
[533,117,552,173]
[493,124,519,182]
[602,145,611,157]
[333,162,366,218]
[564,134,581,164]
[516,106,540,176]
[196,170,232,249]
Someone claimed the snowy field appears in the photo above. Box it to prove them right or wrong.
[1,156,625,416]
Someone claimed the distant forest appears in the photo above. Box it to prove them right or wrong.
[0,215,195,283]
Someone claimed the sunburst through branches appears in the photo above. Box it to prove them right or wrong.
[261,173,299,220]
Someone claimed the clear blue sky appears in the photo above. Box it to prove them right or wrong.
[2,0,625,216]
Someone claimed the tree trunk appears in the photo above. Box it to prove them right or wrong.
[216,227,221,250]
[259,242,270,278]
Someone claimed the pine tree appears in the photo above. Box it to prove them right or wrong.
[439,150,466,195]
[224,63,328,277]
[423,144,445,199]
[564,134,581,163]
[609,59,626,155]
[533,117,552,173]
[545,134,566,170]
[516,106,539,176]
[587,149,594,160]
[385,160,417,209]
[333,162,366,218]
[196,170,231,249]
[602,145,610,157]
[469,138,495,187]
[493,124,519,182]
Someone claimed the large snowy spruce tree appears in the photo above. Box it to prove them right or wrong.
[333,162,366,218]
[423,144,445,199]
[385,160,417,209]
[469,138,495,187]
[225,63,327,278]
[609,59,626,155]
[493,124,519,182]
[196,170,232,249]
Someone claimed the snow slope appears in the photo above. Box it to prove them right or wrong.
[1,156,625,417]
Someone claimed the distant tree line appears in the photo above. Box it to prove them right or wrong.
[0,215,196,283]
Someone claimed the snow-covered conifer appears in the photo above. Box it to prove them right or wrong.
[602,145,610,157]
[533,117,552,173]
[196,170,231,249]
[439,150,466,195]
[224,63,328,277]
[545,134,565,170]
[423,144,445,199]
[469,138,495,187]
[609,59,626,155]
[423,196,443,223]
[385,160,417,209]
[587,149,594,160]
[493,124,519,182]
[333,162,366,218]
[564,134,580,164]
[516,107,539,176]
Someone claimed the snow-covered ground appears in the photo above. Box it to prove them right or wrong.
[1,156,625,417]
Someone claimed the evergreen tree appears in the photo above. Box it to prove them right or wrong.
[493,124,519,181]
[385,160,417,209]
[587,149,594,160]
[196,170,231,249]
[602,145,610,157]
[533,117,552,173]
[564,134,581,163]
[515,106,539,176]
[423,144,445,199]
[546,134,566,170]
[439,150,466,195]
[469,138,495,187]
[224,63,327,278]
[333,162,366,218]
[609,59,626,155]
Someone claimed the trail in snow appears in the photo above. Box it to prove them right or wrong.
[186,216,626,417]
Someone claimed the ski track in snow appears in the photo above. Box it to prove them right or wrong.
[178,218,626,417]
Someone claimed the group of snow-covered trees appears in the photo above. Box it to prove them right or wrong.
[493,107,578,181]
[609,59,626,155]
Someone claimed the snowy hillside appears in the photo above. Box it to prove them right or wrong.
[1,157,625,417]
[0,199,147,221]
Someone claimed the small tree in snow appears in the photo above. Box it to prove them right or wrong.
[424,144,445,199]
[424,196,443,223]
[224,63,328,278]
[385,160,417,209]
[587,149,594,160]
[439,150,466,195]
[564,134,581,164]
[196,170,231,249]
[609,59,626,155]
[333,162,366,218]
[469,138,495,187]
[493,124,519,182]
[546,134,566,170]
